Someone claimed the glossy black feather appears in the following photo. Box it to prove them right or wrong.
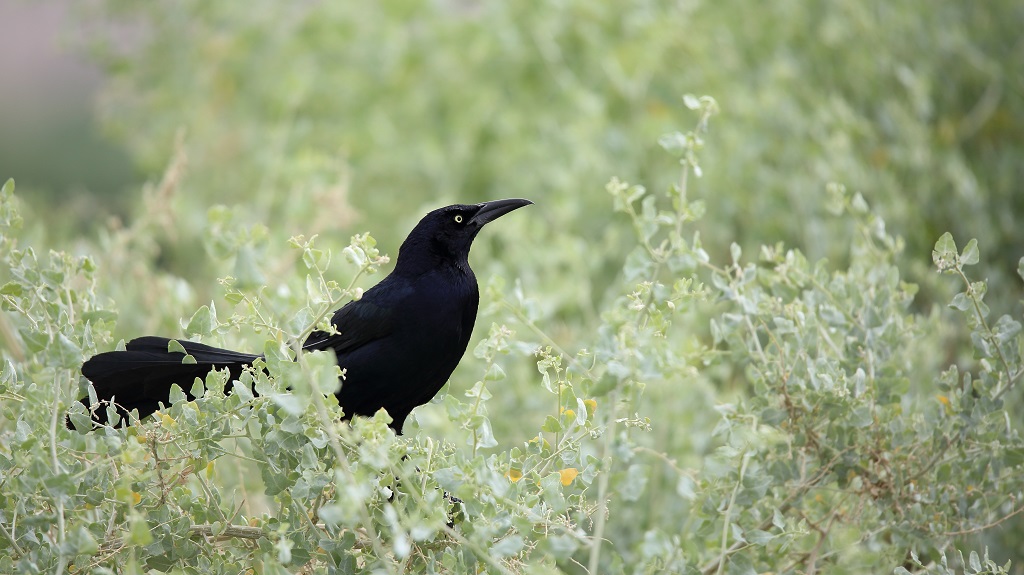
[75,198,531,434]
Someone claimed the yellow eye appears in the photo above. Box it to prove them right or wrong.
[454,214,464,223]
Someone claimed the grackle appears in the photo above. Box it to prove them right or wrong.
[75,198,532,434]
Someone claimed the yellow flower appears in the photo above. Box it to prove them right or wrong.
[506,468,523,483]
[937,395,953,415]
[558,468,579,486]
[584,399,597,417]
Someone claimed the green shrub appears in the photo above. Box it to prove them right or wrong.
[3,93,1023,572]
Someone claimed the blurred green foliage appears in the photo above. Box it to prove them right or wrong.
[80,0,1023,313]
[2,0,1024,572]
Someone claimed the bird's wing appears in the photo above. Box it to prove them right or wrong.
[301,296,397,355]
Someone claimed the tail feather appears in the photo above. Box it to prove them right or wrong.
[76,336,260,427]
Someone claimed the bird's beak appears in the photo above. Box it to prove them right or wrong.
[469,198,533,226]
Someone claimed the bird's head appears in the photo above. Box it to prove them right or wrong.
[396,198,533,275]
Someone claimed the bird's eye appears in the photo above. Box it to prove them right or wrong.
[454,214,464,223]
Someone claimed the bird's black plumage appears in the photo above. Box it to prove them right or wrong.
[77,198,532,434]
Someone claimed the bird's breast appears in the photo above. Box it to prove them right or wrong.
[401,271,478,351]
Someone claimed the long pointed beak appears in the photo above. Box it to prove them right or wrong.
[469,198,533,226]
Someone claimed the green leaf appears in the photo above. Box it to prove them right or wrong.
[730,522,746,543]
[960,238,979,266]
[0,281,21,296]
[465,380,491,400]
[850,192,869,213]
[342,245,366,267]
[949,292,972,311]
[542,533,579,561]
[746,529,773,545]
[275,536,294,564]
[658,132,687,154]
[185,304,216,336]
[301,246,323,269]
[233,244,266,288]
[168,339,187,354]
[68,525,99,555]
[43,470,75,498]
[620,463,649,501]
[993,314,1022,343]
[190,378,205,399]
[68,409,94,434]
[232,377,254,402]
[54,333,83,369]
[270,392,305,416]
[477,417,498,448]
[318,503,347,526]
[824,182,847,215]
[20,329,48,353]
[541,415,563,433]
[168,384,187,405]
[127,512,154,546]
[224,286,244,304]
[82,310,118,323]
[676,475,696,500]
[932,232,957,271]
[772,508,786,530]
[484,363,506,381]
[491,535,525,557]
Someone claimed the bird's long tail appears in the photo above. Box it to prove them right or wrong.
[76,336,260,427]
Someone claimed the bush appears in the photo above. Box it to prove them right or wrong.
[3,93,1024,572]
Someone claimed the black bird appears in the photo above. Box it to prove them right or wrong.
[76,199,532,434]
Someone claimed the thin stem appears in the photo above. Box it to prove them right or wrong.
[500,295,592,377]
[297,259,370,344]
[50,372,68,575]
[0,521,23,558]
[957,268,1017,400]
[942,500,1024,536]
[715,452,749,575]
[304,361,394,572]
[587,388,618,575]
[386,459,518,575]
